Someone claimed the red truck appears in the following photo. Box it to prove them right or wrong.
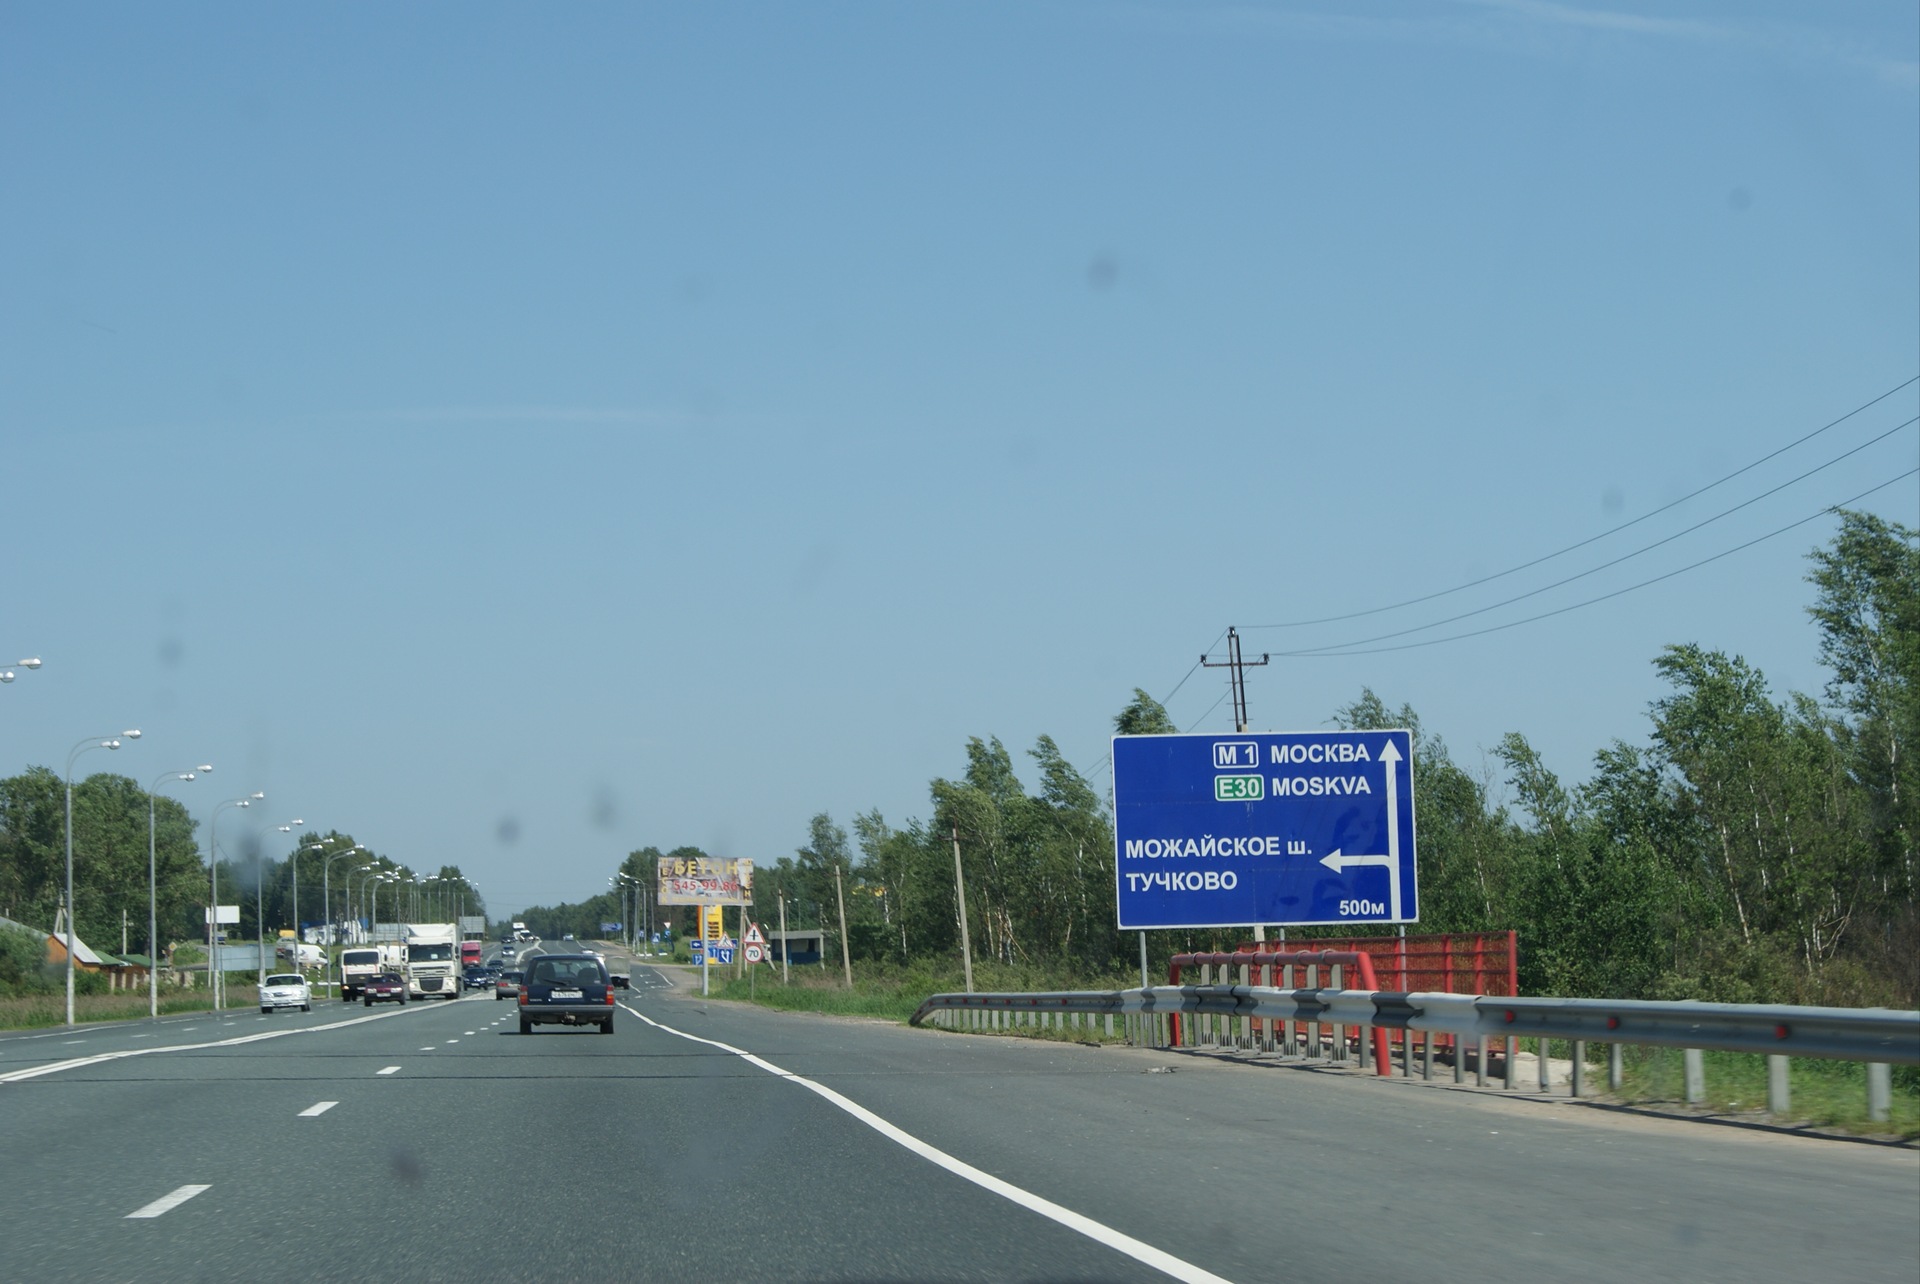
[461,940,483,969]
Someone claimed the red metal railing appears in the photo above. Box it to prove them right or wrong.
[1168,933,1520,1076]
[1168,949,1390,1075]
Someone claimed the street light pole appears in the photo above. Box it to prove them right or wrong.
[65,729,140,1026]
[209,793,264,1011]
[147,765,211,1020]
[369,874,395,945]
[314,842,363,993]
[254,821,299,987]
[1,656,44,684]
[353,865,386,941]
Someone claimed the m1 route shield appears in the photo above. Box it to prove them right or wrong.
[1112,729,1417,930]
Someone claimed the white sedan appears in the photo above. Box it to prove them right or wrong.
[260,974,313,1013]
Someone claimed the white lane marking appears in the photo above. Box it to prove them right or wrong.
[298,1101,337,1117]
[419,1046,436,1051]
[464,1031,475,1035]
[376,1066,400,1075]
[1,1002,439,1085]
[620,1005,1229,1284]
[130,1034,150,1040]
[445,1039,459,1044]
[181,1027,197,1032]
[126,1185,211,1219]
[62,1040,85,1045]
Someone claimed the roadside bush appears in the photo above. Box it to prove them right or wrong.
[0,925,55,996]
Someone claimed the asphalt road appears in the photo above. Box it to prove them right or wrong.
[2,944,1914,1283]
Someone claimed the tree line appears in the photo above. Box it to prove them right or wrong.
[498,512,1920,1007]
[0,770,485,976]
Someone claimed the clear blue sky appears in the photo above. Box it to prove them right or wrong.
[4,2,1915,915]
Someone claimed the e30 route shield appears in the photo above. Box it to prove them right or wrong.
[1111,730,1417,930]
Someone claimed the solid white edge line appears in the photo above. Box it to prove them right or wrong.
[1,1002,435,1085]
[126,1184,211,1219]
[619,1002,1232,1284]
[298,1101,338,1117]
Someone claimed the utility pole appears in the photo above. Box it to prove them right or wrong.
[833,862,853,989]
[950,826,975,994]
[777,887,790,985]
[1200,625,1268,734]
[1203,625,1271,944]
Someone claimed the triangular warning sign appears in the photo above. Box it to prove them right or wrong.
[743,922,767,946]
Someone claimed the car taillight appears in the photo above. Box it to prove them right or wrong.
[605,988,615,1005]
[518,990,527,1005]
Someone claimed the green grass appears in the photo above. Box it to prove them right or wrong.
[1612,1045,1920,1139]
[709,959,1140,1026]
[0,982,266,1031]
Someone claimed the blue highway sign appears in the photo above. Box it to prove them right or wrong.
[1112,729,1417,930]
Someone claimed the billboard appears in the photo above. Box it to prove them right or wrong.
[656,856,754,905]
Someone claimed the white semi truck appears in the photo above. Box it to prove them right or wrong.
[338,947,383,1002]
[403,923,461,1000]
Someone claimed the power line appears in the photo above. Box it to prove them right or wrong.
[1184,688,1231,732]
[1083,628,1227,780]
[1278,469,1917,658]
[1245,375,1919,630]
[1276,416,1915,656]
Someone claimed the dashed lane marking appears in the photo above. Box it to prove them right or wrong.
[126,1185,210,1219]
[377,1066,400,1075]
[298,1101,337,1117]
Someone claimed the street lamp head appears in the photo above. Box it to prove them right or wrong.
[1,672,12,684]
[198,764,213,773]
[290,818,304,826]
[178,773,196,782]
[249,791,265,800]
[123,729,141,740]
[16,658,42,669]
[105,739,122,750]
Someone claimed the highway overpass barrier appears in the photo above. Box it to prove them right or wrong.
[910,986,1920,1123]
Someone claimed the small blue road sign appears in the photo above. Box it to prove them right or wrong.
[1112,729,1417,929]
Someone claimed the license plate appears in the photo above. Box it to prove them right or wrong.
[552,989,583,1000]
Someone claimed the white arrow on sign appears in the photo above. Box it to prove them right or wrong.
[1317,741,1405,920]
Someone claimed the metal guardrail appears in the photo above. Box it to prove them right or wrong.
[910,985,1920,1120]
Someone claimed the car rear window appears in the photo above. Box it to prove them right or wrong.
[530,959,603,984]
[265,975,302,985]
